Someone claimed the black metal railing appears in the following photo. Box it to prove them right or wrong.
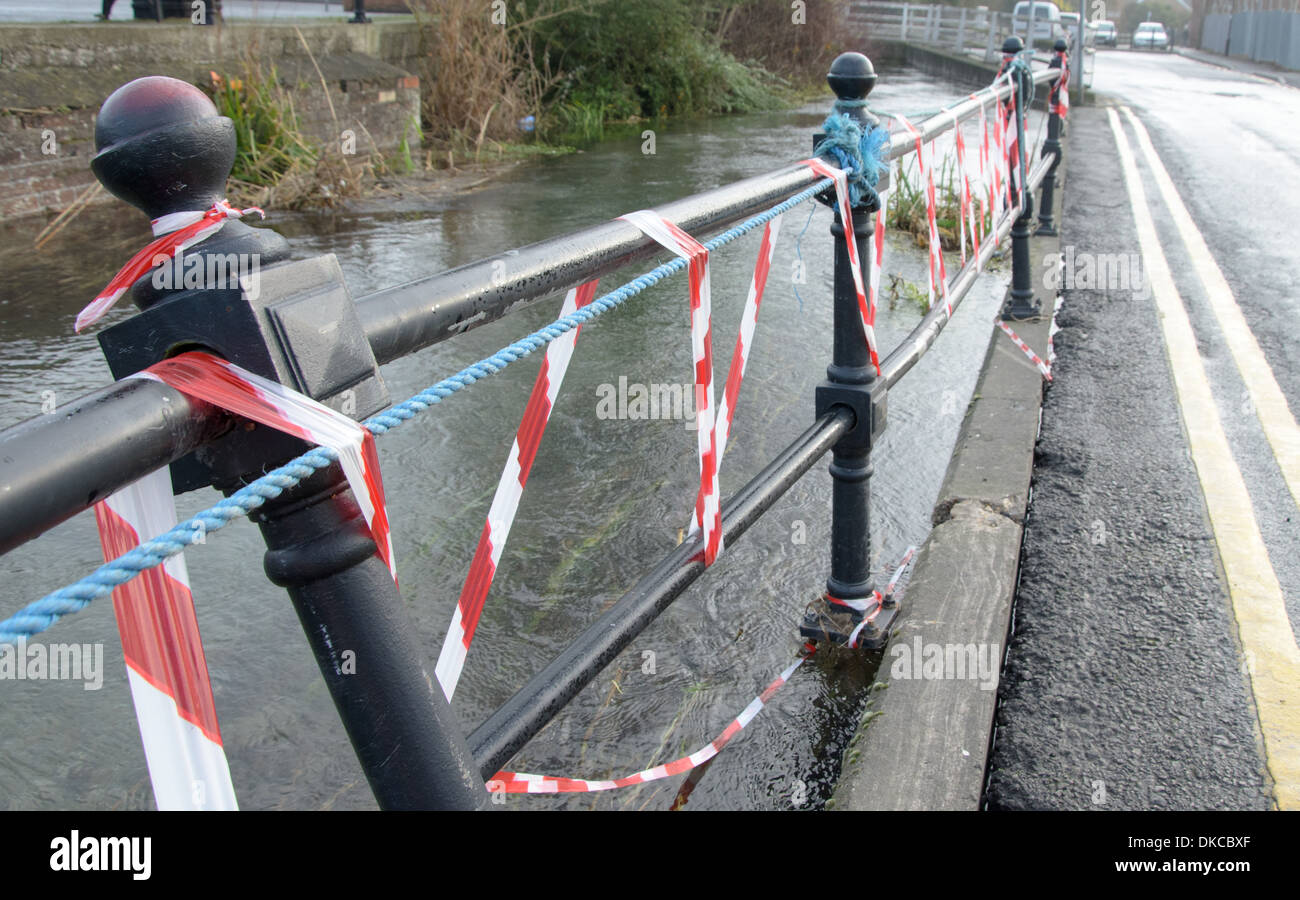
[0,41,1067,809]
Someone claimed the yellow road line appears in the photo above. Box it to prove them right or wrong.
[1121,106,1300,513]
[1108,107,1300,809]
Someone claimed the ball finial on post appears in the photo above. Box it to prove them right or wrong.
[92,76,237,220]
[826,52,877,104]
[1001,34,1025,56]
[89,75,291,312]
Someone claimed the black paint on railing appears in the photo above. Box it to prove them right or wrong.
[469,408,853,777]
[0,43,1068,808]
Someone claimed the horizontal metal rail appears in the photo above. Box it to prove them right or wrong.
[358,163,825,366]
[0,64,1060,557]
[464,74,1060,777]
[0,379,230,555]
[469,407,853,777]
[881,151,1052,388]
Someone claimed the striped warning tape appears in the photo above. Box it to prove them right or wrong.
[946,110,970,269]
[76,200,264,333]
[436,280,600,700]
[713,215,783,466]
[895,115,951,318]
[95,351,395,809]
[620,210,723,567]
[94,469,238,810]
[846,545,918,648]
[441,213,791,701]
[1048,294,1064,365]
[995,318,1052,381]
[1054,51,1070,118]
[488,647,813,795]
[488,549,919,796]
[802,157,881,373]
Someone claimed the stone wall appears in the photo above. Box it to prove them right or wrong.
[0,20,426,220]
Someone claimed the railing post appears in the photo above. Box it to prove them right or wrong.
[1037,39,1068,236]
[901,3,910,41]
[958,7,968,53]
[1001,36,1040,320]
[87,76,487,810]
[800,53,893,649]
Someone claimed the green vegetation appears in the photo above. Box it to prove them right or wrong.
[206,1,846,205]
[209,63,373,209]
[408,0,842,155]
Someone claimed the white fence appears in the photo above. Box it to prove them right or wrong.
[848,2,1017,63]
[847,2,1092,87]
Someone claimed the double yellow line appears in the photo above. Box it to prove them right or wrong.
[1108,105,1300,809]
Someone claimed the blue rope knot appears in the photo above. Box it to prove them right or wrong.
[1006,56,1036,108]
[813,106,890,210]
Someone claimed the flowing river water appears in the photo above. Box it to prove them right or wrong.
[0,68,1042,810]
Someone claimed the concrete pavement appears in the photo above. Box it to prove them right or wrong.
[836,44,1300,810]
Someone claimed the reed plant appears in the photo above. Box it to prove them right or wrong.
[210,61,377,210]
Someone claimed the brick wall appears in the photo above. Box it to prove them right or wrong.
[0,21,427,221]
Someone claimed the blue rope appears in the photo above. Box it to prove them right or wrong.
[791,201,818,313]
[0,178,833,646]
[812,104,890,209]
[1006,55,1036,108]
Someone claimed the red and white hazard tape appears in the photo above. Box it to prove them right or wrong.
[435,280,599,700]
[994,319,1052,381]
[1009,103,1023,202]
[1048,294,1064,365]
[440,215,791,698]
[1054,53,1070,118]
[895,116,950,317]
[802,157,881,373]
[136,353,395,580]
[76,200,264,333]
[95,351,394,809]
[714,216,783,464]
[487,549,919,796]
[94,469,238,810]
[946,111,971,269]
[970,91,992,258]
[488,646,814,794]
[619,210,723,566]
[870,162,892,318]
[846,545,918,648]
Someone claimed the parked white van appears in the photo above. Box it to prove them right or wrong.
[1012,1,1067,46]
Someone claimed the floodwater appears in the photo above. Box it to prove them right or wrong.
[0,67,1040,810]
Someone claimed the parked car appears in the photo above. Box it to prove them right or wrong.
[1012,1,1067,47]
[1094,20,1118,47]
[1133,21,1171,51]
[1059,12,1096,49]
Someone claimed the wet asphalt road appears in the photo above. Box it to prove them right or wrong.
[985,48,1299,809]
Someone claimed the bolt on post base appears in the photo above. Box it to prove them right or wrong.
[799,595,898,650]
